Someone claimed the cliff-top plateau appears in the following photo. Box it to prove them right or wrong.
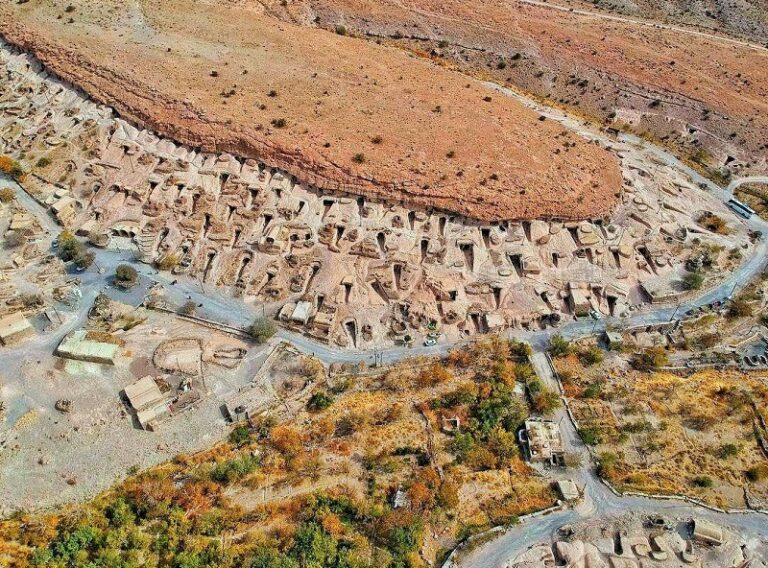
[0,0,623,222]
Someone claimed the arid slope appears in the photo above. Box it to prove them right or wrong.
[0,0,622,222]
[301,0,768,178]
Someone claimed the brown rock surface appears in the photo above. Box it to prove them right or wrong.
[0,0,621,222]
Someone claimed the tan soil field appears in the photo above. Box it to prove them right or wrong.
[555,352,768,510]
[0,0,622,222]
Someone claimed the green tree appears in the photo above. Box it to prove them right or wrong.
[291,522,338,567]
[307,392,334,412]
[228,425,251,447]
[249,317,277,343]
[630,347,669,371]
[682,272,704,290]
[249,546,300,568]
[74,251,95,270]
[550,335,571,357]
[58,230,86,262]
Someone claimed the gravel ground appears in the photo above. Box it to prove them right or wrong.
[0,312,271,515]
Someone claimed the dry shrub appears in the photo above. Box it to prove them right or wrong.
[310,415,336,444]
[321,512,346,537]
[269,425,305,456]
[417,363,453,388]
[328,439,353,456]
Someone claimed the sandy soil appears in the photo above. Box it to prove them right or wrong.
[0,0,622,222]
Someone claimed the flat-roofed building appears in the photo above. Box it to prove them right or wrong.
[520,418,565,466]
[0,312,33,345]
[124,376,170,430]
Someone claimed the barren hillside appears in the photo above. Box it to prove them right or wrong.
[0,0,622,222]
[300,0,768,178]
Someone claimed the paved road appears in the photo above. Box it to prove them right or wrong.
[726,176,768,199]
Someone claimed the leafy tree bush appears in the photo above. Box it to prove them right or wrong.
[577,345,604,366]
[0,186,15,203]
[531,389,560,415]
[249,317,277,343]
[630,347,669,371]
[115,264,138,287]
[682,272,704,290]
[579,426,603,446]
[416,362,453,388]
[307,391,334,412]
[550,335,571,357]
[596,451,618,477]
[209,455,259,484]
[692,475,714,488]
[0,155,26,182]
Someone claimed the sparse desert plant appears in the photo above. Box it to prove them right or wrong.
[0,186,15,203]
[155,253,181,271]
[179,300,197,316]
[746,463,768,482]
[307,391,334,412]
[74,251,95,270]
[727,297,753,318]
[697,212,729,234]
[716,443,740,459]
[115,264,139,288]
[4,228,28,248]
[577,345,604,366]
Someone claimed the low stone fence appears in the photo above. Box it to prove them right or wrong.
[145,303,252,339]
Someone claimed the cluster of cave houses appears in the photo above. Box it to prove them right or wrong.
[511,517,758,567]
[1,44,749,348]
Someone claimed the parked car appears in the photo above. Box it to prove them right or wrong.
[589,309,602,321]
